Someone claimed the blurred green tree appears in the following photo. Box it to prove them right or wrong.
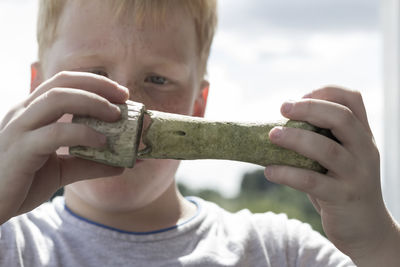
[179,168,324,235]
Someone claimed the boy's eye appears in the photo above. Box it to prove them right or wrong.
[90,70,108,78]
[145,75,167,85]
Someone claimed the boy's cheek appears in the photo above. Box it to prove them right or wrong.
[129,85,196,115]
[143,94,195,115]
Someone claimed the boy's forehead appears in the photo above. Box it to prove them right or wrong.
[51,0,198,68]
[59,0,193,36]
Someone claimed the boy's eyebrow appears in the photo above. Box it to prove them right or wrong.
[59,50,111,66]
[61,50,191,77]
[142,57,191,78]
[61,52,102,63]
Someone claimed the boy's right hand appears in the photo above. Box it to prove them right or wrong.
[0,71,129,224]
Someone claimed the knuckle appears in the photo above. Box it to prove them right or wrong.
[92,73,110,83]
[321,85,340,93]
[337,107,354,127]
[363,144,380,171]
[343,186,360,203]
[292,128,306,145]
[301,173,318,191]
[298,99,313,115]
[364,137,380,158]
[45,124,61,140]
[358,167,371,183]
[351,90,363,103]
[371,147,380,163]
[54,70,116,88]
[99,96,112,107]
[54,71,73,81]
[45,88,66,101]
[320,85,334,91]
[52,71,73,85]
[79,125,96,141]
[85,97,110,115]
[0,106,22,130]
[73,124,98,146]
[278,127,299,147]
[326,141,341,161]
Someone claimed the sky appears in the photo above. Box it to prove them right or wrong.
[0,0,382,197]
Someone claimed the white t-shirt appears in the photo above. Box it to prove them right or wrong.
[0,196,354,266]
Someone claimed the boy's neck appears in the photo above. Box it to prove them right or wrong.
[63,182,197,233]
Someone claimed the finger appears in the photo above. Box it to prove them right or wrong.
[26,123,107,155]
[264,165,340,202]
[280,98,371,147]
[58,156,124,186]
[19,88,121,130]
[26,71,129,106]
[303,86,371,134]
[269,126,354,176]
[0,102,25,130]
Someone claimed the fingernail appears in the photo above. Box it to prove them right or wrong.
[281,102,293,114]
[302,93,312,98]
[269,126,283,140]
[264,167,273,178]
[119,85,129,94]
[264,167,276,181]
[112,104,121,114]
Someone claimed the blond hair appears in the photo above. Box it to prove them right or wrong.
[37,0,218,77]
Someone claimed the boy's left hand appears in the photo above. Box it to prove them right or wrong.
[264,86,400,266]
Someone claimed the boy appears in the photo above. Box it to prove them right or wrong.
[0,0,399,266]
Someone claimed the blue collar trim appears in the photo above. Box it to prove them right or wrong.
[63,196,201,235]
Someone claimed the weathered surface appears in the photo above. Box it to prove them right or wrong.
[69,101,335,173]
[69,101,145,168]
[138,111,332,173]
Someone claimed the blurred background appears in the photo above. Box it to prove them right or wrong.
[1,0,398,234]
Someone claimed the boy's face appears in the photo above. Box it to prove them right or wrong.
[37,1,207,211]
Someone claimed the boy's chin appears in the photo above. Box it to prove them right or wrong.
[65,159,180,212]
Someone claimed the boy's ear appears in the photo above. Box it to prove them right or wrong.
[192,80,209,118]
[30,62,43,93]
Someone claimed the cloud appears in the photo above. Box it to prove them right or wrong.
[219,0,379,34]
[210,29,380,100]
